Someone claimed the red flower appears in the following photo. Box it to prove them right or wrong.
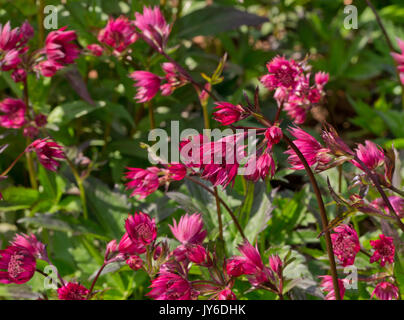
[125,167,160,199]
[44,27,79,66]
[212,102,246,126]
[352,140,385,171]
[125,212,157,246]
[331,224,360,267]
[218,288,237,300]
[57,282,89,300]
[169,213,206,245]
[319,275,345,300]
[98,16,137,53]
[27,138,65,172]
[147,272,198,300]
[0,245,36,284]
[265,126,283,147]
[130,71,161,103]
[371,282,399,300]
[0,98,26,129]
[370,234,395,267]
[118,232,146,255]
[126,255,143,271]
[260,56,302,91]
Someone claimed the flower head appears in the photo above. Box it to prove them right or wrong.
[118,232,146,255]
[11,234,48,261]
[57,282,89,300]
[0,98,26,129]
[126,255,143,271]
[125,167,160,199]
[148,272,198,300]
[0,245,36,284]
[11,69,27,83]
[371,282,399,300]
[134,6,170,50]
[130,71,161,103]
[125,212,157,246]
[265,125,283,147]
[26,138,65,171]
[44,27,79,66]
[169,213,206,245]
[0,22,23,51]
[244,152,275,182]
[87,44,103,56]
[352,140,385,171]
[331,224,360,267]
[319,275,345,300]
[97,16,137,53]
[186,244,210,266]
[1,49,21,71]
[370,234,395,267]
[218,289,237,300]
[372,196,404,218]
[212,102,246,126]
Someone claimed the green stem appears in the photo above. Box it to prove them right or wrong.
[66,158,88,220]
[87,262,107,299]
[37,0,45,47]
[26,142,38,189]
[0,150,25,176]
[147,102,155,130]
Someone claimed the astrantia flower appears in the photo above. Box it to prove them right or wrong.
[0,245,36,284]
[126,255,143,271]
[130,71,161,103]
[269,254,282,276]
[352,140,385,171]
[44,27,79,66]
[147,272,197,300]
[372,196,404,218]
[284,127,331,171]
[212,102,246,126]
[26,138,65,171]
[218,289,237,300]
[57,282,89,300]
[371,282,399,300]
[23,126,39,139]
[186,244,210,266]
[125,212,157,246]
[283,97,307,124]
[331,224,360,267]
[134,6,170,50]
[244,152,275,182]
[35,60,59,77]
[260,56,302,92]
[265,125,283,147]
[169,213,206,245]
[0,22,23,51]
[319,275,345,300]
[11,68,26,83]
[1,49,21,71]
[97,16,137,53]
[370,234,395,267]
[166,163,187,181]
[86,44,103,56]
[11,234,48,261]
[315,71,329,88]
[118,232,146,255]
[226,256,255,277]
[0,98,26,129]
[125,167,160,199]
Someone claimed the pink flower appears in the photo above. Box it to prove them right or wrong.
[11,234,48,261]
[57,282,89,300]
[284,127,331,171]
[130,71,161,103]
[0,22,22,51]
[118,232,146,255]
[169,213,206,245]
[331,224,360,267]
[125,212,157,246]
[11,68,26,82]
[265,125,283,147]
[283,97,307,124]
[371,282,399,300]
[23,126,39,139]
[134,6,170,50]
[35,60,60,77]
[160,62,187,95]
[87,44,103,56]
[34,113,47,127]
[226,257,252,277]
[352,140,385,171]
[26,138,65,171]
[218,289,237,300]
[0,98,26,128]
[370,234,395,267]
[319,276,345,300]
[315,71,329,88]
[186,244,210,266]
[148,272,197,300]
[167,163,187,181]
[125,167,160,199]
[269,255,282,276]
[1,49,21,71]
[126,255,143,271]
[97,16,137,53]
[244,152,275,182]
[44,27,79,66]
[20,21,34,44]
[212,102,246,125]
[104,240,118,261]
[372,196,404,218]
[260,56,302,92]
[0,245,36,284]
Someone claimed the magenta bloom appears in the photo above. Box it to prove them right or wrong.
[118,232,146,255]
[11,68,26,82]
[371,282,399,300]
[315,71,329,88]
[130,71,161,103]
[44,27,79,66]
[212,102,246,125]
[11,234,48,261]
[147,272,197,300]
[269,255,282,276]
[226,256,254,277]
[0,98,26,129]
[134,6,170,50]
[34,113,47,127]
[260,56,302,91]
[0,22,23,51]
[86,44,103,56]
[284,127,331,171]
[125,212,157,246]
[187,244,210,266]
[0,245,36,284]
[170,213,206,245]
[244,152,275,182]
[167,163,187,181]
[98,16,137,53]
[27,138,65,171]
[35,60,60,77]
[352,140,385,171]
[265,126,283,147]
[283,97,307,124]
[160,62,186,96]
[57,282,89,300]
[23,126,39,139]
[1,49,21,71]
[372,196,404,218]
[319,275,345,300]
[218,289,237,300]
[125,167,160,199]
[331,224,360,267]
[126,255,143,271]
[370,234,395,267]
